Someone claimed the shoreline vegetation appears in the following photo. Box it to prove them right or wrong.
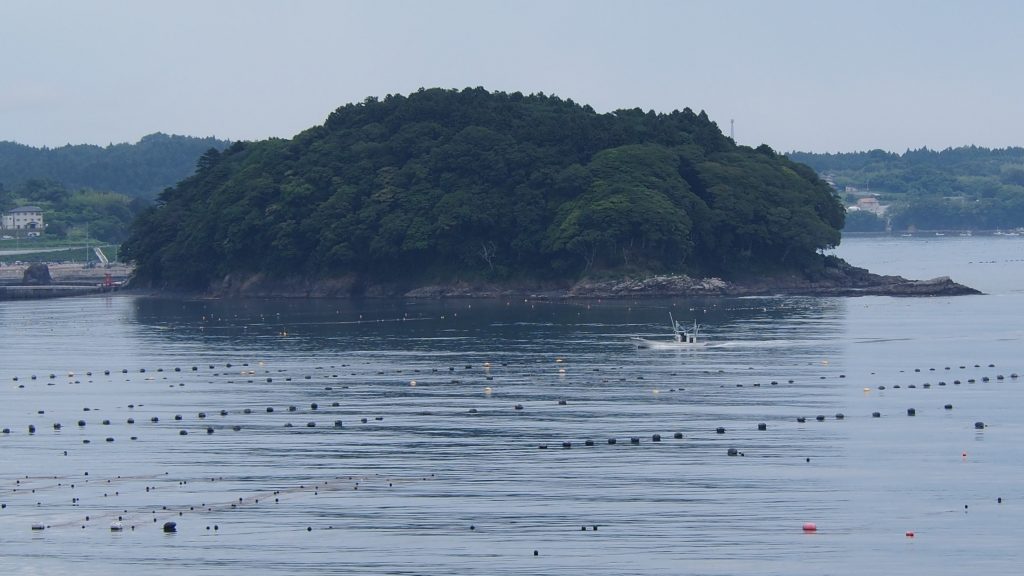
[120,88,851,292]
[95,88,974,300]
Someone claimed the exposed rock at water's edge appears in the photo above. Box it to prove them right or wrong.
[21,263,52,286]
[210,260,980,299]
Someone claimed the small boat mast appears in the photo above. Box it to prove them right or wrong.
[669,313,701,344]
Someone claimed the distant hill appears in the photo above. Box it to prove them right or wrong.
[122,87,845,292]
[0,133,232,199]
[789,147,1024,231]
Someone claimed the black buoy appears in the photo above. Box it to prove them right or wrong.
[630,437,640,444]
[815,415,825,422]
[584,439,594,446]
[673,432,683,439]
[727,448,739,456]
[608,438,617,444]
[652,434,661,442]
[162,521,176,533]
[757,423,767,431]
[835,413,845,420]
[944,404,953,410]
[974,421,985,429]
[907,408,916,416]
[796,417,806,423]
[715,427,726,434]
[872,412,881,418]
[562,441,571,449]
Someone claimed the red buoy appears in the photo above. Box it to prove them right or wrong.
[906,531,915,538]
[802,522,817,532]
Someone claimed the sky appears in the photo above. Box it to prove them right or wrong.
[1,0,1022,153]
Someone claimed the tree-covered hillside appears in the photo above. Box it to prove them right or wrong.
[789,147,1024,231]
[122,88,844,291]
[0,179,145,242]
[0,133,231,199]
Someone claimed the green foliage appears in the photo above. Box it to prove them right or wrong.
[790,147,1024,230]
[844,210,888,232]
[121,88,844,290]
[0,133,231,199]
[1,180,146,243]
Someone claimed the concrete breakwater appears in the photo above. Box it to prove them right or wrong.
[0,264,132,300]
[0,284,121,300]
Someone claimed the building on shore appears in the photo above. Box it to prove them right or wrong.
[1,206,45,235]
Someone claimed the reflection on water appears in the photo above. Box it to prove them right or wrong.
[2,238,1023,575]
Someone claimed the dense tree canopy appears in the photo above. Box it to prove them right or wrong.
[0,179,146,242]
[790,147,1024,230]
[122,88,843,290]
[0,133,231,199]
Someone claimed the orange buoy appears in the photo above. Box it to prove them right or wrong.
[802,522,817,532]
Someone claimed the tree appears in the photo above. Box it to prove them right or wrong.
[121,87,846,289]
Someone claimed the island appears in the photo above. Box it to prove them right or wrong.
[120,88,978,298]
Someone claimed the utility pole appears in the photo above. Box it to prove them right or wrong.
[730,119,735,142]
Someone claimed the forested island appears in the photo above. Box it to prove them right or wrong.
[121,88,976,297]
[790,147,1024,232]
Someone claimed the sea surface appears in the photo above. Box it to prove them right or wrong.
[1,235,1022,575]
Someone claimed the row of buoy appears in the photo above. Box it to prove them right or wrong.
[14,471,431,532]
[8,360,519,385]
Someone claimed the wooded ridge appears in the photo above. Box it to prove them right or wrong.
[121,88,849,292]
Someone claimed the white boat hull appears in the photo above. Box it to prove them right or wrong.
[633,338,707,350]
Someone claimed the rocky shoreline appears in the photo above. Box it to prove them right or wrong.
[0,261,979,300]
[213,260,981,299]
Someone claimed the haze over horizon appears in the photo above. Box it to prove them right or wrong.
[2,0,1021,154]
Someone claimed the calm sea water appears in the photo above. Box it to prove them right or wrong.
[1,236,1022,575]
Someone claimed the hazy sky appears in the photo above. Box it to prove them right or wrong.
[2,0,1022,152]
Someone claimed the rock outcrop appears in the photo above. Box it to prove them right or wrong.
[208,260,981,299]
[21,263,52,286]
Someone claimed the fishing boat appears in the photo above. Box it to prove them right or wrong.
[634,314,706,349]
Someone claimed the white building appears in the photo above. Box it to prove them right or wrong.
[1,206,45,232]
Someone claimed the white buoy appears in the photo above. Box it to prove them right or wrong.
[110,521,124,531]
